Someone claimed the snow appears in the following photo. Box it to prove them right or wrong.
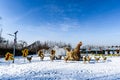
[0,55,120,80]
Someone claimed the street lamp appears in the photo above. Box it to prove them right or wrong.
[8,31,18,63]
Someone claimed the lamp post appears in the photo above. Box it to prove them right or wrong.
[8,31,18,63]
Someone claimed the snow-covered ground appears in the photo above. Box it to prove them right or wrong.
[0,55,120,80]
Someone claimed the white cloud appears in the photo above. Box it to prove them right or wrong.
[60,22,80,32]
[0,5,82,45]
[60,24,71,31]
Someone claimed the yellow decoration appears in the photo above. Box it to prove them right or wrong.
[5,52,14,61]
[22,49,29,57]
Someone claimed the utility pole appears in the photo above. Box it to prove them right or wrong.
[8,31,18,63]
[13,31,18,63]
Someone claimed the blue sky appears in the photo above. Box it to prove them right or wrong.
[0,0,120,46]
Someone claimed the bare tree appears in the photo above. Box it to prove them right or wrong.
[18,40,27,49]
